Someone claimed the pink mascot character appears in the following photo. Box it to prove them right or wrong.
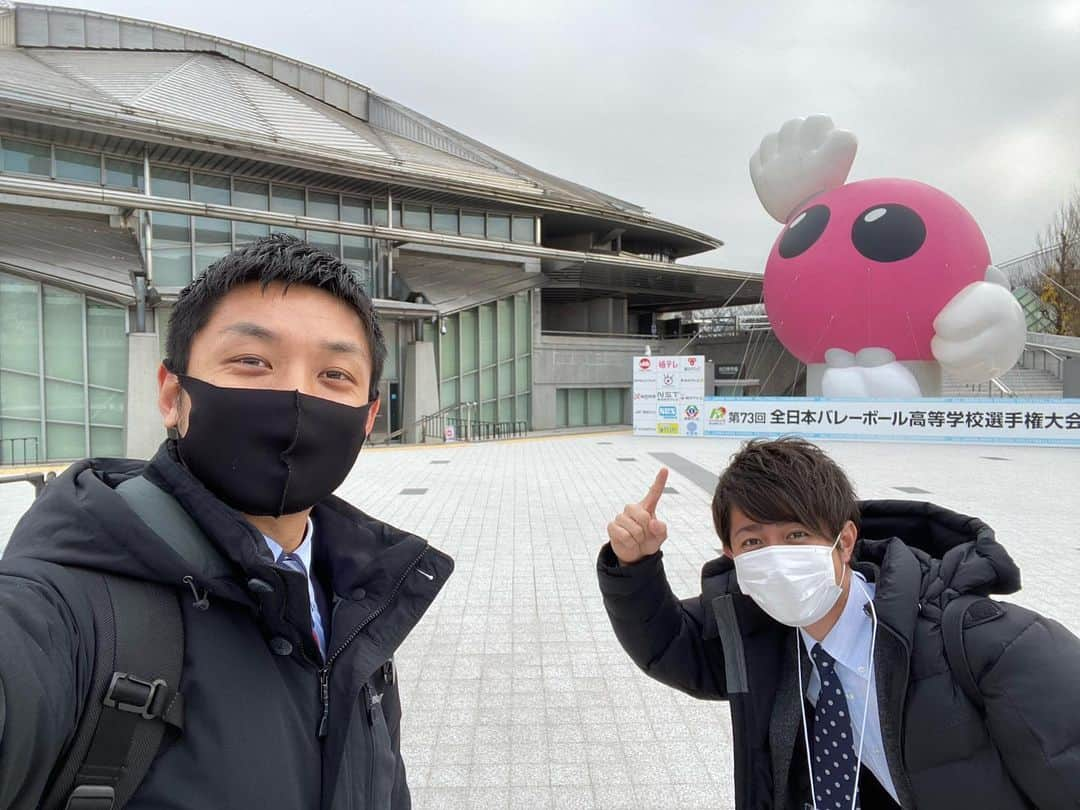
[751,115,1027,397]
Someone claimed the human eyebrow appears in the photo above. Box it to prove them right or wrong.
[319,339,368,356]
[222,322,279,342]
[734,523,763,537]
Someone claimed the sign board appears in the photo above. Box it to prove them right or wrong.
[633,355,706,437]
[698,397,1080,447]
[444,425,456,442]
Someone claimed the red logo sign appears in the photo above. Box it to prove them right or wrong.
[639,358,651,370]
[687,357,697,366]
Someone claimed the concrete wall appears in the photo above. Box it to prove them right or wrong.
[124,332,166,460]
[402,339,440,443]
[541,295,629,335]
[661,334,804,397]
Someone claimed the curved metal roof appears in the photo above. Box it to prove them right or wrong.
[0,2,722,256]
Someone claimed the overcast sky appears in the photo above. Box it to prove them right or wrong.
[37,0,1080,274]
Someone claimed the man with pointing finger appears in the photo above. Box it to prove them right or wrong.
[597,437,1080,810]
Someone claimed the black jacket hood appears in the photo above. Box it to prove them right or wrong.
[3,441,452,615]
[699,499,1022,641]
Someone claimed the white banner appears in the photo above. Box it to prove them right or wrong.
[695,397,1080,447]
[632,355,706,437]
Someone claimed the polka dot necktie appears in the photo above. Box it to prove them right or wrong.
[811,643,860,810]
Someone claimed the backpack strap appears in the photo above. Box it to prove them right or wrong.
[942,594,994,713]
[42,575,185,810]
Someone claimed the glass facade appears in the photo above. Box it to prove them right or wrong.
[0,272,128,463]
[555,387,626,427]
[438,292,531,426]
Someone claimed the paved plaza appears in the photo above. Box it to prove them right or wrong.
[1,432,1078,809]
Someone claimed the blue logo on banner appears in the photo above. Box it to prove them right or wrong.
[658,405,678,419]
[686,421,699,435]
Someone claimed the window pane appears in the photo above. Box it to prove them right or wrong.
[587,389,604,426]
[604,388,624,425]
[233,179,268,210]
[55,148,101,184]
[440,379,458,409]
[150,166,190,199]
[479,303,495,367]
[381,321,398,381]
[487,214,510,241]
[440,316,459,379]
[515,293,530,353]
[480,368,495,400]
[460,372,477,403]
[512,216,535,243]
[403,204,431,231]
[497,298,513,362]
[372,200,388,227]
[2,138,50,175]
[195,244,231,276]
[0,371,41,421]
[515,357,529,393]
[105,157,143,190]
[433,208,459,234]
[46,422,85,460]
[497,362,511,398]
[43,286,84,382]
[194,216,230,245]
[306,231,340,258]
[193,173,230,205]
[90,426,124,457]
[498,397,512,422]
[342,196,371,224]
[391,204,402,228]
[568,389,586,426]
[343,236,373,292]
[480,401,495,423]
[271,185,305,216]
[461,211,485,237]
[86,301,127,390]
[89,387,124,426]
[0,273,40,373]
[152,212,193,286]
[0,419,42,464]
[460,309,478,373]
[308,191,339,221]
[46,379,84,422]
[235,221,269,246]
[556,389,568,428]
[515,395,529,425]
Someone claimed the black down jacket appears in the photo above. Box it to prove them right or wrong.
[598,500,1080,809]
[0,442,453,810]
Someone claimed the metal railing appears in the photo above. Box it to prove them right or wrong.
[962,377,1015,398]
[1,437,40,466]
[0,470,56,497]
[385,402,529,445]
[1021,342,1068,380]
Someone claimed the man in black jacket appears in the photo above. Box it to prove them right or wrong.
[599,438,1080,809]
[0,234,453,809]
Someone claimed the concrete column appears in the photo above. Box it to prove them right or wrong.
[124,332,165,460]
[403,339,440,443]
[1064,357,1080,398]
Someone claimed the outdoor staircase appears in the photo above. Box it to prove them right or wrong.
[941,366,1064,398]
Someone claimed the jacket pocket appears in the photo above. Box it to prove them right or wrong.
[361,681,397,809]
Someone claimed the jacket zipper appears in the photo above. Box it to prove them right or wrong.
[873,616,914,807]
[317,545,429,738]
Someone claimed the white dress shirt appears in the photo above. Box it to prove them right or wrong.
[799,572,899,802]
[262,517,326,657]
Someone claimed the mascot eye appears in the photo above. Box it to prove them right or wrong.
[851,203,926,262]
[778,204,830,259]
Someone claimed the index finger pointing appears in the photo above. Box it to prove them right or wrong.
[639,468,669,515]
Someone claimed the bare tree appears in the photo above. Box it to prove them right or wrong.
[1034,190,1080,336]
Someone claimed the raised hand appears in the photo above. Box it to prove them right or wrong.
[749,114,858,223]
[931,267,1027,384]
[607,468,670,565]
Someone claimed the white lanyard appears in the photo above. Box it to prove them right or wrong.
[796,577,879,810]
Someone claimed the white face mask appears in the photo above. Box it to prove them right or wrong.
[733,533,847,627]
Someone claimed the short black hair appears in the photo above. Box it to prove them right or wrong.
[711,437,859,549]
[164,233,386,399]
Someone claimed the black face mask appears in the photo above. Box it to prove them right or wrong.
[174,375,374,517]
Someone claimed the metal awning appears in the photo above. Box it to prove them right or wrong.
[0,205,139,302]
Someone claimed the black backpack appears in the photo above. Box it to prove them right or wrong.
[941,593,1004,714]
[41,476,231,810]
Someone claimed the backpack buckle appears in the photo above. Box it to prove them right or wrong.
[65,784,116,810]
[103,672,167,720]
